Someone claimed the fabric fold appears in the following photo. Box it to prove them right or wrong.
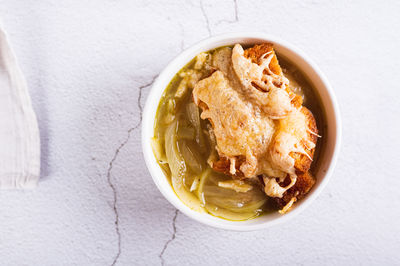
[0,25,40,188]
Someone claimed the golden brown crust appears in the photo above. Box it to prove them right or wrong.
[273,108,318,208]
[274,171,315,208]
[211,44,317,178]
[270,107,318,208]
[291,107,318,173]
[245,44,303,107]
[212,156,244,179]
[244,43,283,76]
[287,88,303,109]
[212,44,283,177]
[200,43,318,209]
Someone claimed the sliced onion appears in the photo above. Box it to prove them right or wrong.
[196,168,212,201]
[178,139,204,175]
[175,78,188,98]
[190,177,199,192]
[177,126,195,140]
[218,180,253,193]
[205,203,259,221]
[165,120,205,213]
[203,173,267,215]
[203,125,218,165]
[186,102,205,150]
[186,102,200,128]
[150,137,167,164]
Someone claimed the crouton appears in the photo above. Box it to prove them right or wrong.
[291,107,318,173]
[195,43,319,211]
[212,156,244,179]
[273,171,316,208]
[244,43,283,76]
[245,43,303,108]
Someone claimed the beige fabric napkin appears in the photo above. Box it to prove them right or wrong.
[0,25,40,188]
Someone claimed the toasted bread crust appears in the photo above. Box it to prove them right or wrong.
[249,44,318,208]
[212,45,317,179]
[274,171,315,208]
[212,156,244,179]
[291,107,318,173]
[202,43,318,209]
[244,43,283,76]
[245,44,303,108]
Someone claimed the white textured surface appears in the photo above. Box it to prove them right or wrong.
[0,0,399,265]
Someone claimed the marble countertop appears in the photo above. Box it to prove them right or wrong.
[0,0,399,265]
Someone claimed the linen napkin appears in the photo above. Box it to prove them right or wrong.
[0,25,40,188]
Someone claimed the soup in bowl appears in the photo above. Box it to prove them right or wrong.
[142,33,341,231]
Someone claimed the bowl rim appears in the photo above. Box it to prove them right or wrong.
[141,32,342,231]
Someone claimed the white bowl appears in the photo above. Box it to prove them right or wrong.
[142,33,341,231]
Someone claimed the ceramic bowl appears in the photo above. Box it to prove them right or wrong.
[142,33,341,231]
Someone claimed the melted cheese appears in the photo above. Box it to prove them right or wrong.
[263,176,297,198]
[231,44,293,119]
[218,180,253,193]
[193,71,275,177]
[192,44,316,198]
[270,107,315,174]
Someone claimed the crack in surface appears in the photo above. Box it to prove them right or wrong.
[106,75,158,266]
[215,0,239,25]
[200,0,211,36]
[159,210,179,266]
[107,148,122,266]
[134,75,158,130]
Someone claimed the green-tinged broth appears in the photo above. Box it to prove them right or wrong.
[153,46,325,221]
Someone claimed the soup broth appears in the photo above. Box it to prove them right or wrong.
[153,46,324,221]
